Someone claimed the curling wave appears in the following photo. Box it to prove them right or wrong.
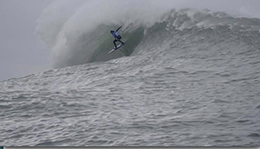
[36,0,260,68]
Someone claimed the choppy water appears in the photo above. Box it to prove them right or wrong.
[1,6,260,146]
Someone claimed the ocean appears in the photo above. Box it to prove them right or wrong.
[0,1,260,146]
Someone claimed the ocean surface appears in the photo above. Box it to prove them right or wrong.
[1,1,260,146]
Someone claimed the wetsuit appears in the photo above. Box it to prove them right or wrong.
[111,26,124,48]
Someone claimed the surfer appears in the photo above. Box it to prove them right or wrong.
[110,26,125,49]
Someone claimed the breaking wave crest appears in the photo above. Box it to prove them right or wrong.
[36,0,260,68]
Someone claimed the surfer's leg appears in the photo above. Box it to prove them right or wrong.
[113,39,117,48]
[118,39,124,45]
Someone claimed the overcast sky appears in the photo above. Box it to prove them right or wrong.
[0,0,260,81]
[0,0,53,81]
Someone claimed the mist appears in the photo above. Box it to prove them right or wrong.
[1,0,260,81]
[36,0,260,68]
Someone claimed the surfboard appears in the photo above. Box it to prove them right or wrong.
[108,42,125,54]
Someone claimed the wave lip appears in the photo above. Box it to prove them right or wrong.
[36,0,175,68]
[163,8,260,31]
[36,0,260,68]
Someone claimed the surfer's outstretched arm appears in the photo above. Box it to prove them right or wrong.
[116,26,122,32]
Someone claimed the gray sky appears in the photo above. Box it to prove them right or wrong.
[0,0,260,81]
[0,0,53,81]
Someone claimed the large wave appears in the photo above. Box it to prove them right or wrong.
[36,0,260,68]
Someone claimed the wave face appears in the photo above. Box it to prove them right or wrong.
[36,0,177,68]
[1,0,260,146]
[36,0,260,68]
